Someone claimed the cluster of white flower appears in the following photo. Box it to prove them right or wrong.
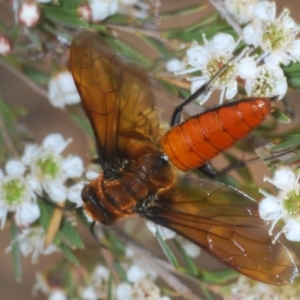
[77,0,148,23]
[13,0,148,29]
[225,275,300,299]
[33,264,110,300]
[1,133,84,259]
[48,70,81,108]
[34,257,171,300]
[259,167,300,242]
[116,247,171,300]
[170,1,300,105]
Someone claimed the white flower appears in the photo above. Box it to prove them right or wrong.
[0,34,12,55]
[223,0,259,24]
[179,33,254,104]
[132,279,161,300]
[244,63,287,99]
[81,286,98,300]
[180,239,201,258]
[165,58,185,73]
[48,290,68,300]
[116,279,163,300]
[48,70,80,108]
[15,201,40,227]
[92,265,110,285]
[76,265,110,300]
[146,221,176,240]
[127,265,147,283]
[226,275,300,300]
[259,167,300,242]
[78,4,92,22]
[243,1,300,65]
[23,133,84,203]
[89,0,118,22]
[18,2,41,27]
[116,282,132,300]
[67,182,84,207]
[6,227,57,262]
[0,160,38,229]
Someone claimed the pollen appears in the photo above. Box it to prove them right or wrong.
[37,156,60,179]
[2,179,26,205]
[284,190,300,216]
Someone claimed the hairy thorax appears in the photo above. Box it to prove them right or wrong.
[81,151,175,225]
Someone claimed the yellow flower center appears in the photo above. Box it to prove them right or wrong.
[2,179,26,205]
[263,23,290,51]
[284,190,300,216]
[37,156,60,179]
[206,57,235,87]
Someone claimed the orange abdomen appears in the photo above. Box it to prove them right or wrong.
[161,98,272,171]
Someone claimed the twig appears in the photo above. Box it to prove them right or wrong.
[0,59,48,99]
[209,0,243,36]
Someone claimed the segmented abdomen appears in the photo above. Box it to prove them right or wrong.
[161,98,272,171]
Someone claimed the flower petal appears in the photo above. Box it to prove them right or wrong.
[284,219,300,242]
[259,197,282,221]
[5,160,26,177]
[15,202,41,227]
[253,1,276,21]
[45,181,67,203]
[42,133,70,154]
[67,183,84,207]
[61,156,84,178]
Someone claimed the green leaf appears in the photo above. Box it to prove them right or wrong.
[283,62,300,88]
[201,269,238,284]
[200,284,215,300]
[107,273,113,300]
[24,67,50,85]
[61,220,85,249]
[114,262,127,281]
[60,0,85,9]
[41,6,89,28]
[281,152,300,165]
[38,198,54,230]
[272,108,291,124]
[109,38,152,69]
[103,228,126,255]
[10,222,22,282]
[156,231,179,269]
[270,135,300,152]
[0,97,23,161]
[61,244,80,265]
[173,238,198,276]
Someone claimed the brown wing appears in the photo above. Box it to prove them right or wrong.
[70,30,159,170]
[137,173,298,285]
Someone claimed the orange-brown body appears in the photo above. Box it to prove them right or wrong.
[161,98,273,171]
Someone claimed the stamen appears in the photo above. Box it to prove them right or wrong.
[176,67,201,76]
[272,225,285,244]
[219,88,225,104]
[268,213,283,236]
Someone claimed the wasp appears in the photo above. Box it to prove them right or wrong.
[70,30,298,285]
